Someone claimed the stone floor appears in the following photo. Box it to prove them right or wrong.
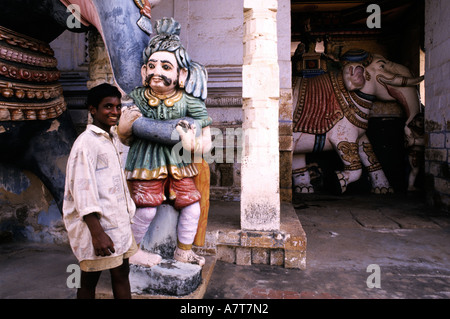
[1,192,450,301]
[204,193,450,299]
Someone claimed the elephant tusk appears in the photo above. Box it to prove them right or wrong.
[377,74,424,87]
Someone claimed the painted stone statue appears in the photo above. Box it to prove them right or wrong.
[118,18,212,267]
[292,49,424,194]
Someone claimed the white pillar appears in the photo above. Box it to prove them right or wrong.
[241,0,280,231]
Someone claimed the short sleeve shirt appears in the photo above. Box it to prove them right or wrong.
[63,125,136,262]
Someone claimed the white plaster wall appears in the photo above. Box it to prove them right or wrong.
[51,31,88,71]
[277,0,291,89]
[152,0,244,67]
[424,0,450,210]
[152,0,291,87]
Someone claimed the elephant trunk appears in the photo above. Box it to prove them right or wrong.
[377,74,424,87]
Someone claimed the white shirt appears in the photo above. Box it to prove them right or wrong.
[63,125,136,262]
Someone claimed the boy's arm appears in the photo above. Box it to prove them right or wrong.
[83,213,115,257]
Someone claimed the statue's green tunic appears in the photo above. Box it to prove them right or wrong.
[124,87,212,181]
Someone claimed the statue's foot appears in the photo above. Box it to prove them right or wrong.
[371,186,394,194]
[294,185,314,194]
[129,249,162,267]
[292,169,314,194]
[174,247,205,266]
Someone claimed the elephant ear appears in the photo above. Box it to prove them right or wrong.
[185,61,208,101]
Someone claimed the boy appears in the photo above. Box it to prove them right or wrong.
[63,83,137,299]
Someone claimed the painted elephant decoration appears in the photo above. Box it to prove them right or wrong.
[0,0,154,211]
[292,49,424,194]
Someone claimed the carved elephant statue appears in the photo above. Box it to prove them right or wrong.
[0,0,153,211]
[292,49,424,194]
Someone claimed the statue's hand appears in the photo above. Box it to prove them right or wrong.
[176,120,197,152]
[118,105,142,145]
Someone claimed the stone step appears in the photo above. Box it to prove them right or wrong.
[196,201,307,269]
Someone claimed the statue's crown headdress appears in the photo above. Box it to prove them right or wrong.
[143,17,189,67]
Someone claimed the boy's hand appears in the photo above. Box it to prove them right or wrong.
[83,213,115,256]
[91,230,115,257]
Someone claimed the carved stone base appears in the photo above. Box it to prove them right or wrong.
[130,261,202,296]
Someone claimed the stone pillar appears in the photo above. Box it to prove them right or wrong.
[277,0,293,202]
[424,0,450,212]
[241,0,280,231]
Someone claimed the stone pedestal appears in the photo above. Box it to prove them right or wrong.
[129,205,203,297]
[130,261,202,296]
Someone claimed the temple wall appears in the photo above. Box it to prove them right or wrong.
[424,0,450,211]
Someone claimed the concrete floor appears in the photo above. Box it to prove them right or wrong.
[204,193,450,299]
[1,193,450,299]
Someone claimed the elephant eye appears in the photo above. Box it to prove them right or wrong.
[377,59,387,69]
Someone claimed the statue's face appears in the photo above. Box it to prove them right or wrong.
[142,51,179,95]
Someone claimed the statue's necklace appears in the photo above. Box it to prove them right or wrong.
[144,88,183,107]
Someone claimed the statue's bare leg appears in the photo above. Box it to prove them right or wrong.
[174,202,205,266]
[332,140,363,194]
[292,132,316,193]
[292,154,314,193]
[358,134,393,194]
[129,207,162,267]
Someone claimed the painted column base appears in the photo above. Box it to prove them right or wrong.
[196,201,307,269]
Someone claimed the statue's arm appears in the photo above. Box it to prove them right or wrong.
[132,116,196,146]
[118,103,199,146]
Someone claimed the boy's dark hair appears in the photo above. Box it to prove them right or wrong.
[86,83,122,109]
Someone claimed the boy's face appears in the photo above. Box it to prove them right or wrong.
[89,96,121,132]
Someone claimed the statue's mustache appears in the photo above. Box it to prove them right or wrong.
[146,74,173,86]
